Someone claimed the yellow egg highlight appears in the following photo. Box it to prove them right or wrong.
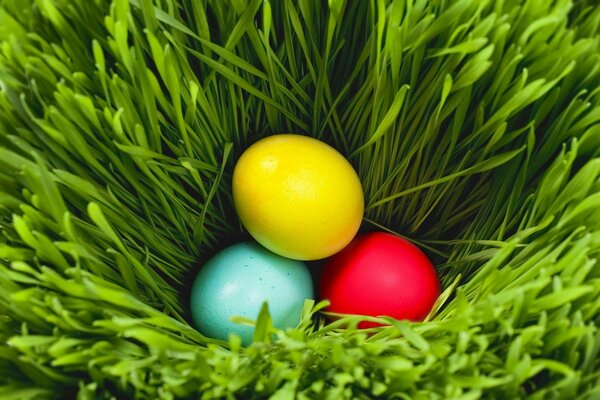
[233,134,364,261]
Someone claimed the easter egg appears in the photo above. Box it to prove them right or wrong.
[190,242,314,344]
[320,232,440,328]
[232,134,364,261]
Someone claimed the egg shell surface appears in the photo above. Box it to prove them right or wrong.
[190,242,314,344]
[320,232,440,328]
[232,134,364,261]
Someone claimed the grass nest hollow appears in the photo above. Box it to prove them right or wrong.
[0,0,599,399]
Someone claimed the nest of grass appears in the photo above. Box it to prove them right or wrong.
[0,0,599,398]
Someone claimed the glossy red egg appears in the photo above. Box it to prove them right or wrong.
[320,232,440,328]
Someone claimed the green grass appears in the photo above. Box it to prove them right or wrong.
[0,0,599,398]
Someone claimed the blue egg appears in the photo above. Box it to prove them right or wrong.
[190,242,314,344]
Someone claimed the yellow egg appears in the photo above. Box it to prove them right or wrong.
[233,134,364,261]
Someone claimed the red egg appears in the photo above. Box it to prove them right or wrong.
[320,232,440,328]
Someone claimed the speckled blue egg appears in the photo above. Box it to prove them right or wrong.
[190,242,314,344]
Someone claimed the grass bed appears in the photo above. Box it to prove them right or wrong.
[0,0,599,398]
